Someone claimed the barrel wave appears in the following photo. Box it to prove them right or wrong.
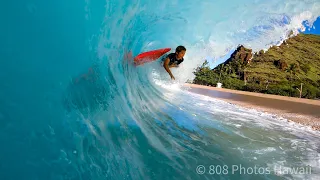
[1,0,320,180]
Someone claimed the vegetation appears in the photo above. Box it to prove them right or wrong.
[192,34,320,99]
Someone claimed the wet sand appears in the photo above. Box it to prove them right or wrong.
[184,83,320,131]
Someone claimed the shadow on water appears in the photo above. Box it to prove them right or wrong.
[62,52,135,117]
[62,64,110,116]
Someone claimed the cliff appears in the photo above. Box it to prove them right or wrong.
[192,34,320,99]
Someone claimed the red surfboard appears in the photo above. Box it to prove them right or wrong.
[134,48,171,66]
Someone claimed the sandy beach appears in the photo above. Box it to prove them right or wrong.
[184,83,320,131]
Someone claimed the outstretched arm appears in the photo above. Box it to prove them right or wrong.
[163,58,175,80]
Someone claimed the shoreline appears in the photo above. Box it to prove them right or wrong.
[184,83,320,131]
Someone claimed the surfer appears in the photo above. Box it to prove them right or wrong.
[163,45,186,80]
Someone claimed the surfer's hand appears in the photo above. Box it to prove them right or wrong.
[171,75,175,80]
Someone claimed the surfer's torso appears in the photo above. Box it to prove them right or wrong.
[166,53,184,66]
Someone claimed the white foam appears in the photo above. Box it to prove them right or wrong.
[180,89,320,136]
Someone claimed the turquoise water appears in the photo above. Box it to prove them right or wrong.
[1,0,320,180]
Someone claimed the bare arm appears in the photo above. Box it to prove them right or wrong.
[163,58,175,80]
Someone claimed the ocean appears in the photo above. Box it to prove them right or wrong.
[1,0,320,179]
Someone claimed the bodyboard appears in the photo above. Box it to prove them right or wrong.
[134,48,171,66]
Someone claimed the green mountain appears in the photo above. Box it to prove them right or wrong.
[192,33,320,99]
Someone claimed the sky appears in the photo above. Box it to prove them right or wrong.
[303,16,320,35]
[208,16,320,68]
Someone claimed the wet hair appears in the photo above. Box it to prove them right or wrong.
[176,45,186,53]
